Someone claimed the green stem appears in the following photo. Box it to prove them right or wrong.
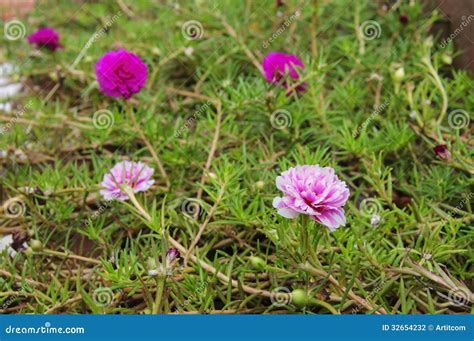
[422,56,448,126]
[121,186,152,221]
[42,248,101,265]
[300,216,309,261]
[308,297,340,314]
[153,276,166,314]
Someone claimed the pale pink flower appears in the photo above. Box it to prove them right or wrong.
[100,161,154,201]
[273,165,350,231]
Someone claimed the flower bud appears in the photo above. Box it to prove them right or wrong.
[433,144,451,161]
[441,54,452,65]
[291,289,310,307]
[207,172,217,179]
[146,257,157,270]
[30,239,43,251]
[370,214,381,227]
[249,256,266,271]
[424,36,433,49]
[148,269,159,277]
[48,72,58,82]
[23,247,33,256]
[255,181,265,189]
[392,67,405,82]
[166,247,180,264]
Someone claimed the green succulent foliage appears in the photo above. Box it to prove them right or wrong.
[0,0,472,314]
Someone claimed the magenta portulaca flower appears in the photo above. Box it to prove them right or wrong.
[166,247,180,263]
[95,49,148,100]
[100,161,154,201]
[262,52,306,93]
[27,28,63,51]
[433,144,451,160]
[273,165,350,231]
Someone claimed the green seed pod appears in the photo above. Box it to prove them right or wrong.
[249,256,266,271]
[424,36,433,49]
[23,247,34,256]
[30,240,43,251]
[392,67,405,82]
[291,289,310,307]
[146,257,157,270]
[442,54,452,65]
[48,72,58,82]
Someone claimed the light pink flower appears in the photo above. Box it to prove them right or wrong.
[100,161,154,201]
[273,165,350,231]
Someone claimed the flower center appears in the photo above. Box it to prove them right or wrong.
[115,65,134,81]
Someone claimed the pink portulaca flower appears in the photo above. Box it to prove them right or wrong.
[262,52,306,93]
[433,144,451,161]
[100,161,154,201]
[27,28,63,51]
[273,165,350,231]
[95,49,148,100]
